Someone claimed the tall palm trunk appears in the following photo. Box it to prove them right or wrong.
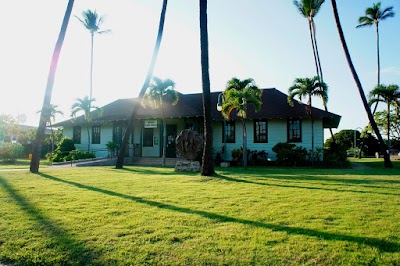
[372,24,381,114]
[376,23,380,87]
[90,32,94,101]
[200,0,215,176]
[116,0,168,169]
[242,119,248,169]
[311,19,335,142]
[309,20,320,79]
[387,102,390,148]
[86,122,91,152]
[30,0,75,173]
[49,121,54,153]
[330,0,392,168]
[161,101,166,167]
[308,95,315,165]
[312,20,324,82]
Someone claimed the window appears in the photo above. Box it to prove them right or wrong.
[222,121,235,143]
[143,128,154,147]
[254,120,268,143]
[288,119,302,142]
[113,122,127,145]
[92,125,101,144]
[73,126,81,144]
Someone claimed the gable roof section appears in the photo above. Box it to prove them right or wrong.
[54,88,341,128]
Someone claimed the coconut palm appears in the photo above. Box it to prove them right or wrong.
[369,84,400,148]
[142,77,179,167]
[199,0,215,176]
[330,0,392,168]
[76,9,110,101]
[38,104,64,153]
[293,0,335,141]
[293,0,325,80]
[222,78,262,169]
[357,2,394,113]
[30,0,75,173]
[71,96,101,152]
[288,76,328,164]
[116,0,169,169]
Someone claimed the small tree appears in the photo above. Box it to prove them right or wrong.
[221,77,262,169]
[368,84,400,148]
[71,96,101,151]
[142,77,179,166]
[288,76,328,164]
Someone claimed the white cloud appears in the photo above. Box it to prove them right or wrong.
[381,66,400,76]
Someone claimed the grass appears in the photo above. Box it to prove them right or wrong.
[349,157,400,169]
[0,163,399,265]
[0,159,50,169]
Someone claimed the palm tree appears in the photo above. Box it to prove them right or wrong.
[330,0,392,168]
[30,0,75,173]
[357,2,394,113]
[357,2,394,86]
[48,105,64,153]
[293,0,325,80]
[71,96,101,152]
[221,78,262,169]
[293,0,335,142]
[142,77,179,167]
[116,0,169,169]
[199,0,215,176]
[38,104,64,153]
[76,9,111,101]
[288,76,328,164]
[369,84,400,148]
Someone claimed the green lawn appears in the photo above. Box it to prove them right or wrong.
[0,164,399,265]
[349,157,400,169]
[0,159,50,170]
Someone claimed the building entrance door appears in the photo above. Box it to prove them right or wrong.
[166,125,177,158]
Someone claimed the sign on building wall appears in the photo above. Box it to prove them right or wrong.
[144,120,158,128]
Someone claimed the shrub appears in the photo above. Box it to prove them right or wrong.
[272,142,308,166]
[249,150,272,166]
[0,143,25,163]
[231,148,251,166]
[69,150,95,161]
[46,137,76,162]
[106,141,120,157]
[322,142,350,168]
[58,137,76,154]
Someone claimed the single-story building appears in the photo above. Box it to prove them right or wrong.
[54,88,341,161]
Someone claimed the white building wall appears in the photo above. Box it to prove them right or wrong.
[213,118,325,161]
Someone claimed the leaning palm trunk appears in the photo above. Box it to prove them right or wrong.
[199,0,215,176]
[116,0,168,169]
[30,0,75,173]
[330,0,392,168]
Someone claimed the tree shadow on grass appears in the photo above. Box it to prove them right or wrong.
[0,177,95,265]
[37,172,400,253]
[213,174,400,197]
[115,166,200,177]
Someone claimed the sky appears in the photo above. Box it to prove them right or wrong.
[1,0,399,138]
